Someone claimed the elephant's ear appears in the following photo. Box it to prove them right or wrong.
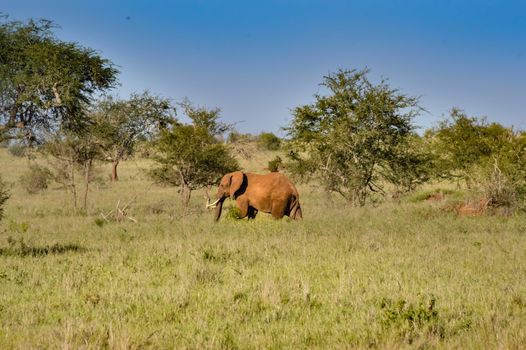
[229,171,245,199]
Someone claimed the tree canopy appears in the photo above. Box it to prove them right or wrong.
[425,108,515,182]
[425,109,526,208]
[0,16,118,143]
[151,102,239,207]
[91,92,175,181]
[286,68,427,205]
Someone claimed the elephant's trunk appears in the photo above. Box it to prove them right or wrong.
[213,199,224,221]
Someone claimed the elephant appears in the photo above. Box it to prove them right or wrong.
[207,171,302,221]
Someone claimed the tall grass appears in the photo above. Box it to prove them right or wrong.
[0,149,525,348]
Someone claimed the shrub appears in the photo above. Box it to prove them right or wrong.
[268,156,283,172]
[94,218,106,227]
[481,164,517,209]
[258,132,281,151]
[0,177,9,221]
[225,206,243,220]
[19,164,53,194]
[8,144,27,157]
[151,102,239,208]
[379,296,445,341]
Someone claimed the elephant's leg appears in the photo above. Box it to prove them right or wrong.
[270,200,287,219]
[247,206,258,219]
[235,197,249,219]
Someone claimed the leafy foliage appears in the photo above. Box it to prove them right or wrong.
[268,156,283,172]
[0,16,118,143]
[258,132,281,151]
[425,108,514,183]
[179,98,232,137]
[91,92,175,181]
[286,68,425,205]
[426,109,526,210]
[151,102,239,207]
[379,296,447,342]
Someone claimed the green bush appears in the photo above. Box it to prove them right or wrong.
[258,132,281,151]
[379,296,445,341]
[0,177,10,222]
[19,164,53,194]
[268,156,283,172]
[225,206,242,220]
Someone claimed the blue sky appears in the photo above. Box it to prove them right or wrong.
[3,0,526,134]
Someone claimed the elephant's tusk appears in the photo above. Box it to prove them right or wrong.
[206,198,220,208]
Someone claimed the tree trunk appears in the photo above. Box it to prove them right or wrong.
[181,183,191,208]
[82,159,92,210]
[111,160,119,182]
[70,159,77,210]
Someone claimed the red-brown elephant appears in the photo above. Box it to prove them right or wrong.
[208,171,302,221]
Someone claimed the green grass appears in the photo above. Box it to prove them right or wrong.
[0,148,525,349]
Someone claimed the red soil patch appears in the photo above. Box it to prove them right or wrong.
[455,197,490,217]
[426,192,445,202]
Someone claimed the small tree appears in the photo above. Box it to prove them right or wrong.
[92,92,175,182]
[258,132,281,150]
[0,176,9,221]
[286,68,424,206]
[151,101,239,208]
[381,135,433,196]
[45,127,100,210]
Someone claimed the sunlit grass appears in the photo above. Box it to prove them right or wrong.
[0,148,525,348]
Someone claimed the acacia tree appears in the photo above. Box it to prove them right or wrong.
[151,101,239,208]
[0,16,118,143]
[286,68,426,206]
[91,92,175,182]
[45,127,100,210]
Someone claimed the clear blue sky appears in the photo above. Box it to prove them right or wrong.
[3,0,526,134]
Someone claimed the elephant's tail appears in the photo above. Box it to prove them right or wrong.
[290,195,302,220]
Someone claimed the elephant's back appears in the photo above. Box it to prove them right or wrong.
[247,172,299,196]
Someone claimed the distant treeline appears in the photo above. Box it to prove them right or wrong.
[1,16,524,216]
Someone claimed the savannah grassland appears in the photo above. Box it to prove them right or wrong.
[0,147,525,349]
